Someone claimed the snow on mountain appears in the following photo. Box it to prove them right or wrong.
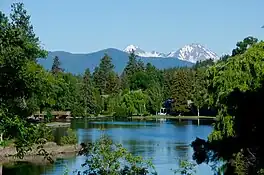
[167,44,219,63]
[123,43,219,63]
[123,45,165,57]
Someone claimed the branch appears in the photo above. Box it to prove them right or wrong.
[246,148,256,160]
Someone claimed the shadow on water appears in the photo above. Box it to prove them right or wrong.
[3,118,214,175]
[2,162,54,175]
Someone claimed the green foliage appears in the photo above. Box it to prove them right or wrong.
[0,108,53,159]
[122,50,139,78]
[51,56,64,74]
[80,68,97,116]
[191,68,208,115]
[78,135,157,175]
[193,59,214,70]
[121,51,148,90]
[130,71,150,90]
[0,2,50,117]
[146,85,163,115]
[191,39,264,174]
[173,159,197,175]
[171,69,193,114]
[0,2,56,160]
[0,139,14,147]
[113,105,129,118]
[231,36,258,56]
[35,123,54,142]
[59,128,77,146]
[113,90,148,117]
[93,54,119,95]
[44,110,54,123]
[7,4,262,174]
[163,68,175,99]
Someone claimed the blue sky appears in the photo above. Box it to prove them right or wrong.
[1,0,264,55]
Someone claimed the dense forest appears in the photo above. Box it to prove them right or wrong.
[45,50,214,118]
[1,2,264,175]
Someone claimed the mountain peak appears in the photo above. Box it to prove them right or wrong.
[167,44,219,63]
[123,43,219,63]
[123,45,166,58]
[123,45,139,53]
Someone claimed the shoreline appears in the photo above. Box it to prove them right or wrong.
[46,122,71,127]
[0,142,80,164]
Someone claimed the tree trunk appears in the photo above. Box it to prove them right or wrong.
[197,108,200,116]
[0,133,3,142]
[0,164,2,175]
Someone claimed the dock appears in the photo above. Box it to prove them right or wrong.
[32,111,71,120]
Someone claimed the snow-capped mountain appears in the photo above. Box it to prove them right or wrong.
[123,44,219,63]
[123,45,166,57]
[167,43,219,63]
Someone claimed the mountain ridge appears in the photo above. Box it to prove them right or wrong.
[38,43,218,74]
[123,43,219,63]
[38,48,193,74]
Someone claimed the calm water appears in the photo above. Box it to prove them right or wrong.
[3,119,214,175]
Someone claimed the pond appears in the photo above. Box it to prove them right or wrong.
[2,119,214,175]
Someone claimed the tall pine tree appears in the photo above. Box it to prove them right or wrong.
[121,50,145,90]
[122,50,138,78]
[93,53,118,95]
[171,69,193,114]
[81,68,96,115]
[51,56,64,74]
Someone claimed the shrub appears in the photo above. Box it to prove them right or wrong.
[78,135,157,175]
[59,128,77,145]
[173,158,197,175]
[36,123,54,142]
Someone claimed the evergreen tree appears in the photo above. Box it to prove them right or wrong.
[81,68,96,115]
[121,50,138,90]
[123,50,138,78]
[163,68,175,99]
[145,63,163,86]
[93,53,117,95]
[171,69,193,114]
[121,51,149,90]
[146,84,163,115]
[231,36,258,56]
[51,56,63,74]
[192,68,208,116]
[106,71,120,94]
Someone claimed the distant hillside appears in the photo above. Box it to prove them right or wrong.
[38,48,193,74]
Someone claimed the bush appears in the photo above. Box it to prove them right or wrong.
[35,123,54,142]
[113,106,128,118]
[44,110,54,123]
[0,139,14,147]
[173,158,197,175]
[71,105,85,118]
[59,128,77,145]
[78,135,157,175]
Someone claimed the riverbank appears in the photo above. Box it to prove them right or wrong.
[0,142,80,164]
[46,122,71,128]
[131,115,216,120]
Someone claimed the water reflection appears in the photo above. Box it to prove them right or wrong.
[2,162,54,175]
[3,119,214,175]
